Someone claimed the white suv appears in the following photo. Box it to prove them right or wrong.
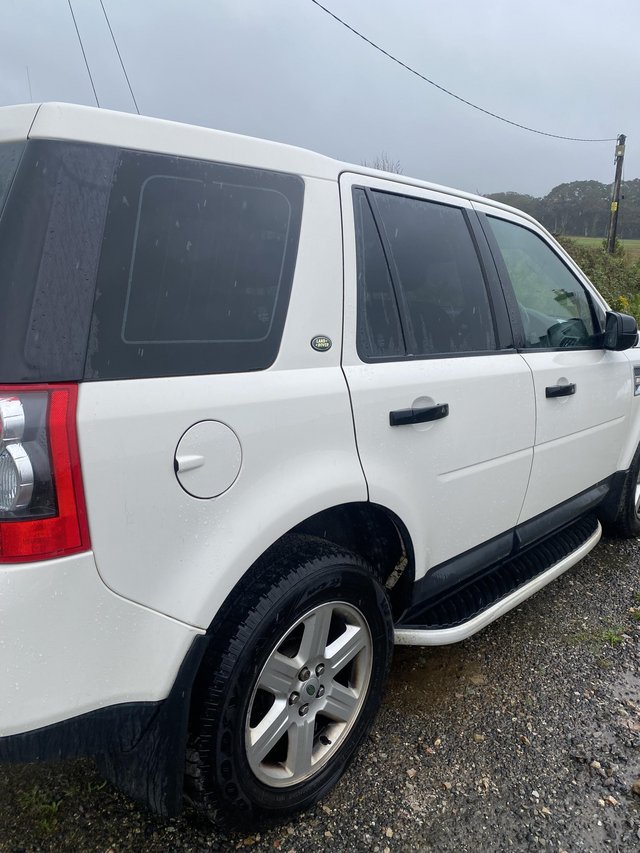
[1,103,639,824]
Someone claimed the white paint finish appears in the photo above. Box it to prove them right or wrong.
[340,173,536,579]
[0,103,39,141]
[344,357,535,578]
[29,102,339,181]
[19,103,551,226]
[517,350,632,523]
[394,523,602,645]
[77,369,365,629]
[270,179,344,371]
[0,552,202,736]
[615,351,640,470]
[76,173,358,629]
[175,421,242,499]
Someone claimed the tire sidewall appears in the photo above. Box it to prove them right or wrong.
[209,562,392,819]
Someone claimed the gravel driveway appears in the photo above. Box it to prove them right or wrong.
[1,534,639,852]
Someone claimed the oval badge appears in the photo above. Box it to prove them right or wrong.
[311,335,332,352]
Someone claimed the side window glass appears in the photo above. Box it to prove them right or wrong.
[353,189,404,359]
[487,216,599,349]
[87,152,303,379]
[372,192,496,356]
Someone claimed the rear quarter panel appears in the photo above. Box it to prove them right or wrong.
[77,177,367,629]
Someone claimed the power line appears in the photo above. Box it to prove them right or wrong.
[99,0,140,115]
[309,0,617,143]
[67,0,100,107]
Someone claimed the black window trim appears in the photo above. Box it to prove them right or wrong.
[477,210,606,353]
[353,187,407,360]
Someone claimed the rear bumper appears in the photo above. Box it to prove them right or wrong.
[0,551,203,738]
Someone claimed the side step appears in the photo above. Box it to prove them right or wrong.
[394,514,601,646]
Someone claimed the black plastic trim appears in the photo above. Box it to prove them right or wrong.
[403,477,613,625]
[515,479,610,549]
[399,514,599,630]
[546,383,577,398]
[0,703,158,765]
[389,403,449,426]
[0,633,209,817]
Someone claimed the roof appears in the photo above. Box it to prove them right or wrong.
[0,102,536,223]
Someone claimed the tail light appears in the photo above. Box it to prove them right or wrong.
[0,384,90,562]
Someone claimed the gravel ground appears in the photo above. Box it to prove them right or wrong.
[1,534,640,852]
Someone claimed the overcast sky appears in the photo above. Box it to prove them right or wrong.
[1,0,637,197]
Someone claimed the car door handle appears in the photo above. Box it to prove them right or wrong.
[389,403,449,426]
[545,383,576,398]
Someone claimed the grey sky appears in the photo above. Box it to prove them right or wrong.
[1,0,637,197]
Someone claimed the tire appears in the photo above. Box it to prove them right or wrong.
[608,441,640,537]
[185,536,394,825]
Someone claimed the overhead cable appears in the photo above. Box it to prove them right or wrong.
[67,0,100,107]
[309,0,617,143]
[99,0,140,114]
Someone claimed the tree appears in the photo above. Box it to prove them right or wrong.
[362,151,403,174]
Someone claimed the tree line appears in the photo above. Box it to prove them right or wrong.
[487,180,640,239]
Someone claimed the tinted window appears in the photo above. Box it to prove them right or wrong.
[0,140,114,382]
[0,142,23,214]
[87,151,303,378]
[487,216,600,349]
[353,189,404,358]
[372,192,496,355]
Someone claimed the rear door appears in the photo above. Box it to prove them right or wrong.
[475,203,632,523]
[340,174,536,581]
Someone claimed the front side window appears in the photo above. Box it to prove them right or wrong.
[487,216,600,349]
[371,191,496,356]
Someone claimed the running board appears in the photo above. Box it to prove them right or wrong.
[394,517,601,646]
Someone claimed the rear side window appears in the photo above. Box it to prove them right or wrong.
[0,143,23,213]
[87,151,304,378]
[373,191,496,356]
[0,139,303,383]
[353,189,404,358]
[0,140,114,382]
[354,188,496,360]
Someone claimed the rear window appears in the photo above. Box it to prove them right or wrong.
[0,140,304,382]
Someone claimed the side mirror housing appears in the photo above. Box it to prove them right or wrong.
[604,311,638,351]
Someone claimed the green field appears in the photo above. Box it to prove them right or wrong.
[566,235,640,262]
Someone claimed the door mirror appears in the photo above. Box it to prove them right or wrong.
[604,311,638,351]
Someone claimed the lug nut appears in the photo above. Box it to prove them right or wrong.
[289,691,300,706]
[315,663,325,676]
[299,704,309,717]
[317,685,325,698]
[298,667,311,681]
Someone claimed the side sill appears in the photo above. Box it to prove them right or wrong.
[394,521,601,646]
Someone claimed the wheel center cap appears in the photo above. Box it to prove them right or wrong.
[304,677,320,697]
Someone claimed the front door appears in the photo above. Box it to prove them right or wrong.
[474,203,632,523]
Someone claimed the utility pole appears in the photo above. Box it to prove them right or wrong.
[607,133,626,253]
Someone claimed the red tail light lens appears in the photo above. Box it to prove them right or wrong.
[0,384,90,562]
